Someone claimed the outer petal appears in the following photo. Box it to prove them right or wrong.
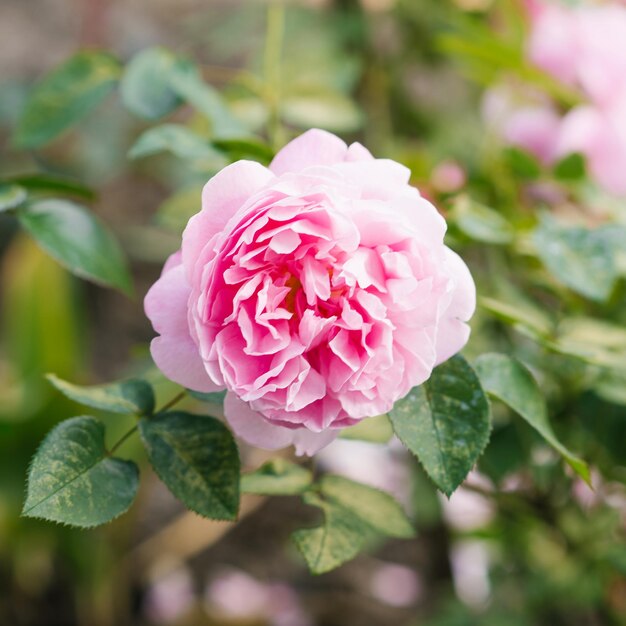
[434,248,476,365]
[224,392,339,455]
[182,160,274,280]
[270,128,348,175]
[144,258,222,392]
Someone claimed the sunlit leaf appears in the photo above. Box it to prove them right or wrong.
[0,184,27,212]
[241,458,312,495]
[46,374,155,416]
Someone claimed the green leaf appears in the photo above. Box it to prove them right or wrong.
[186,389,227,404]
[4,173,94,200]
[15,51,121,148]
[292,493,374,575]
[320,475,414,539]
[120,47,182,119]
[139,411,240,520]
[474,353,590,484]
[212,137,274,165]
[389,355,491,496]
[553,152,585,181]
[17,199,132,294]
[128,124,221,162]
[479,296,553,339]
[452,196,514,245]
[339,414,394,443]
[533,215,617,302]
[23,416,139,527]
[46,374,155,416]
[0,184,27,212]
[167,59,244,137]
[504,147,541,180]
[282,90,363,133]
[241,458,312,495]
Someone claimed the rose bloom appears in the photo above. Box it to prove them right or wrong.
[145,129,475,455]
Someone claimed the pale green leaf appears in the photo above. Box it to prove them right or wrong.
[241,458,312,495]
[128,124,221,162]
[320,475,414,539]
[339,414,393,443]
[120,47,182,119]
[533,215,617,302]
[0,184,27,212]
[46,374,155,416]
[452,196,514,245]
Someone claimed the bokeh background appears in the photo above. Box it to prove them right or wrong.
[2,0,626,625]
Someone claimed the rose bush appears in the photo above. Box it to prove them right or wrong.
[145,129,475,455]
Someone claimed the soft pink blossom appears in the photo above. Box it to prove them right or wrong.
[145,129,475,455]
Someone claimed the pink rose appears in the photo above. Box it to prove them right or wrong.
[145,129,475,455]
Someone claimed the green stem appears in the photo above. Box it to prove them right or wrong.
[264,1,286,150]
[158,390,187,413]
[109,425,138,456]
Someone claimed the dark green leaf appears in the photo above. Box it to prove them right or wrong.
[128,124,221,161]
[5,173,94,200]
[553,152,585,181]
[120,47,182,119]
[452,196,514,245]
[533,215,617,302]
[504,147,541,180]
[139,411,240,520]
[46,374,155,416]
[474,353,590,483]
[186,389,227,404]
[17,199,132,294]
[292,493,374,575]
[15,51,121,148]
[320,475,414,538]
[389,355,491,496]
[0,184,27,212]
[23,416,139,527]
[241,458,312,495]
[212,137,274,165]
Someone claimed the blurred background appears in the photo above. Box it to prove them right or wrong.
[1,0,626,625]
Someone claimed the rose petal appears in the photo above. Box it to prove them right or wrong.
[224,392,338,455]
[182,161,273,281]
[270,128,348,175]
[145,261,222,392]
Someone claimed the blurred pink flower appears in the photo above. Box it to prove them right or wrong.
[486,1,626,197]
[145,129,475,455]
[431,160,467,193]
